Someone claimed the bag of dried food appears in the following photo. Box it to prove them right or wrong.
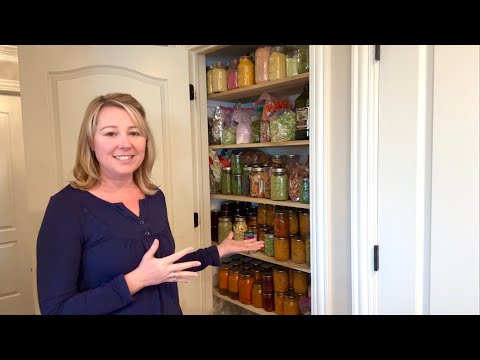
[255,92,291,121]
[245,107,261,143]
[233,109,253,144]
[209,149,223,194]
[219,106,236,145]
[270,109,296,142]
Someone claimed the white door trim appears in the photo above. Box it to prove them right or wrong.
[350,45,379,315]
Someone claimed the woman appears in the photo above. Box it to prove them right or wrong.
[36,93,263,315]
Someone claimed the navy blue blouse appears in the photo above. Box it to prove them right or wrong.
[36,185,220,315]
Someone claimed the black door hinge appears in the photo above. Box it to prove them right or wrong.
[374,45,381,61]
[189,84,195,100]
[193,212,199,228]
[374,245,379,271]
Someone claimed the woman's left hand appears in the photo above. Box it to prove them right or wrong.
[216,231,264,258]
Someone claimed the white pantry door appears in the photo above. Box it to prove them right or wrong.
[0,94,34,314]
[18,45,202,314]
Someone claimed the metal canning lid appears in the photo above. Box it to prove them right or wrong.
[206,65,213,70]
[234,215,246,221]
[285,154,299,159]
[218,216,232,222]
[222,167,231,171]
[271,46,286,53]
[271,168,287,174]
[252,167,264,172]
[243,166,252,172]
[213,61,228,69]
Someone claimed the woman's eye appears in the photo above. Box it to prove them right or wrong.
[130,131,141,136]
[105,132,116,137]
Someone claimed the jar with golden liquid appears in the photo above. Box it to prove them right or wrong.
[298,210,310,236]
[274,210,290,238]
[257,204,268,225]
[274,291,287,315]
[212,61,228,93]
[274,236,290,261]
[228,267,241,300]
[284,293,300,315]
[288,209,298,235]
[252,281,263,308]
[292,270,308,294]
[238,56,255,88]
[206,65,213,95]
[272,266,289,292]
[290,235,306,264]
[218,264,231,296]
[239,270,255,305]
[266,205,275,227]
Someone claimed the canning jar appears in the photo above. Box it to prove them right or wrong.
[299,210,310,236]
[300,177,310,204]
[297,45,309,74]
[227,58,239,90]
[231,153,242,175]
[274,291,286,315]
[273,266,289,292]
[284,293,300,315]
[233,216,248,240]
[211,61,228,93]
[286,45,299,77]
[288,209,298,235]
[251,266,263,283]
[228,267,241,300]
[263,167,272,199]
[271,154,285,168]
[238,56,254,88]
[270,168,289,201]
[290,235,306,264]
[255,46,271,84]
[266,205,275,227]
[264,232,275,257]
[261,271,274,293]
[274,236,290,261]
[239,270,255,305]
[232,174,242,196]
[247,226,258,239]
[217,216,232,244]
[250,166,265,198]
[292,270,308,294]
[247,215,257,227]
[242,166,251,196]
[257,225,270,245]
[252,281,263,308]
[284,154,300,174]
[206,65,213,95]
[269,46,287,81]
[262,292,274,312]
[257,204,268,225]
[274,210,290,238]
[218,264,231,296]
[305,236,310,266]
[221,167,232,195]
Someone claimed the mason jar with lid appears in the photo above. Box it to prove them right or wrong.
[274,291,287,315]
[250,166,265,198]
[251,265,263,282]
[299,210,310,236]
[272,266,289,292]
[274,210,290,238]
[286,45,299,77]
[231,153,242,175]
[233,216,248,240]
[262,292,274,312]
[271,154,285,168]
[274,236,290,261]
[228,267,241,300]
[252,281,263,308]
[305,235,310,266]
[239,270,255,305]
[206,65,213,95]
[292,270,308,294]
[221,167,232,195]
[227,58,239,90]
[288,209,299,235]
[284,293,300,315]
[238,56,255,88]
[212,61,228,93]
[232,174,242,196]
[261,271,274,293]
[247,215,257,227]
[242,166,251,196]
[257,204,268,225]
[270,168,289,201]
[263,166,272,199]
[218,264,231,296]
[269,46,287,81]
[297,45,309,74]
[290,235,306,264]
[255,46,271,84]
[217,216,232,244]
[264,232,275,257]
[266,205,275,227]
[300,177,310,204]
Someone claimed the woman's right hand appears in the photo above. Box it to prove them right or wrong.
[125,239,201,295]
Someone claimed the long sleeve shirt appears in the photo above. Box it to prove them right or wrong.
[36,185,220,315]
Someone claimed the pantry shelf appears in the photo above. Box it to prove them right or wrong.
[210,194,310,209]
[209,140,309,150]
[212,287,277,315]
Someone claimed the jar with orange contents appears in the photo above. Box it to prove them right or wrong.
[228,267,241,300]
[272,266,289,293]
[257,204,268,225]
[274,210,290,238]
[283,293,300,315]
[239,270,255,305]
[218,264,231,296]
[292,270,308,294]
[251,265,263,282]
[266,205,275,227]
[252,281,263,308]
[298,210,310,236]
[238,56,254,88]
[290,235,306,264]
[288,209,299,235]
[274,291,287,315]
[274,236,290,261]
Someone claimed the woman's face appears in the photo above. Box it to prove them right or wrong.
[92,105,146,181]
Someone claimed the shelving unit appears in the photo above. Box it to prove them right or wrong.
[212,287,276,315]
[209,140,309,150]
[210,194,310,209]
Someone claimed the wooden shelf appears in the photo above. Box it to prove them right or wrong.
[210,194,310,209]
[209,140,309,150]
[207,73,309,103]
[212,287,277,315]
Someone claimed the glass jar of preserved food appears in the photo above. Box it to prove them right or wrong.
[292,270,308,294]
[247,225,258,239]
[232,174,242,196]
[266,205,275,227]
[291,235,306,264]
[263,167,272,199]
[250,166,265,198]
[298,210,310,236]
[284,154,300,174]
[231,153,242,175]
[300,177,310,203]
[257,204,268,225]
[273,266,289,292]
[305,236,310,266]
[274,291,287,315]
[261,262,275,270]
[257,225,270,245]
[240,263,253,271]
[242,166,251,196]
[227,58,239,91]
[255,46,271,84]
[228,267,241,300]
[251,266,263,282]
[247,215,257,227]
[217,216,232,244]
[284,293,300,315]
[269,46,287,81]
[270,168,289,201]
[286,45,299,77]
[288,209,298,235]
[233,216,248,240]
[238,56,255,88]
[239,270,255,305]
[261,271,274,293]
[262,292,274,312]
[211,210,220,227]
[264,232,275,257]
[252,281,263,308]
[274,210,290,238]
[212,61,228,93]
[270,154,285,168]
[218,264,231,296]
[297,45,309,74]
[221,167,232,195]
[274,236,290,261]
[206,65,213,95]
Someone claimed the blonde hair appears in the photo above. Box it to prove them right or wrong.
[70,93,159,195]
